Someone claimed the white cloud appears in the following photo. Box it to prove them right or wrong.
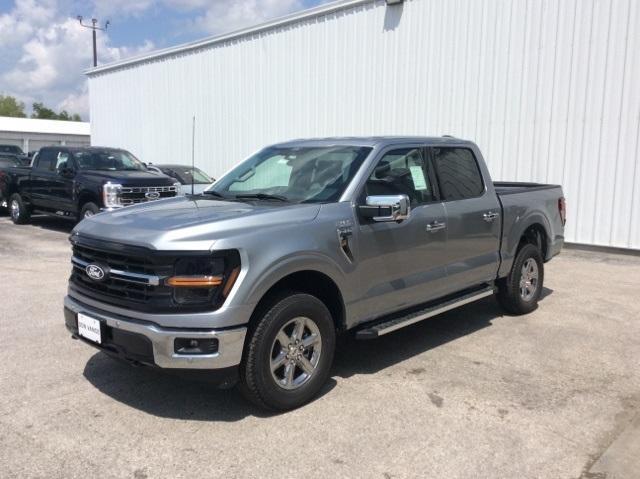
[0,0,321,120]
[0,1,153,120]
[191,0,304,34]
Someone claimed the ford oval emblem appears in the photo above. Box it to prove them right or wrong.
[86,264,106,281]
[145,191,160,200]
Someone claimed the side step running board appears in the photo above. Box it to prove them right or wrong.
[355,286,496,340]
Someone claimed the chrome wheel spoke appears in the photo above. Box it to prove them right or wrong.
[276,330,290,348]
[297,355,314,375]
[292,318,305,342]
[271,350,287,372]
[283,362,295,386]
[301,333,319,349]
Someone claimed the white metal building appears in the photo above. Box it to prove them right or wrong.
[87,0,640,250]
[0,116,90,153]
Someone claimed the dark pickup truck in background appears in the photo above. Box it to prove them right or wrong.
[0,144,30,166]
[0,146,181,223]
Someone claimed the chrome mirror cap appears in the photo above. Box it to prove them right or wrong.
[361,194,411,222]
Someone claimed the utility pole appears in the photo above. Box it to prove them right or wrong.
[77,16,110,67]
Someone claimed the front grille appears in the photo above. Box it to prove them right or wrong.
[68,237,239,314]
[120,185,178,205]
[69,239,181,312]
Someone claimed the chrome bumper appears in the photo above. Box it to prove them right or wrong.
[64,295,246,370]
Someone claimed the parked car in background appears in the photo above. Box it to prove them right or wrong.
[147,164,215,195]
[0,144,30,166]
[64,136,565,411]
[0,155,22,211]
[0,146,181,223]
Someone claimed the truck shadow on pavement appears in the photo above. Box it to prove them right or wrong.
[23,215,75,233]
[82,290,552,420]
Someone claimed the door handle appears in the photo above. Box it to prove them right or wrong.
[483,211,499,222]
[426,221,446,232]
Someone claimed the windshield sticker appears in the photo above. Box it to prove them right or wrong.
[409,166,428,191]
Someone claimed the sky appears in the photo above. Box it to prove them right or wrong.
[0,0,331,120]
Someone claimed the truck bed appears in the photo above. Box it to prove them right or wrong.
[493,181,561,196]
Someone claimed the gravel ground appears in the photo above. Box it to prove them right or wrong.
[1,215,639,479]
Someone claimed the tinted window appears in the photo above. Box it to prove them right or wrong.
[365,148,434,205]
[35,149,56,171]
[73,149,146,171]
[432,147,484,200]
[0,145,22,155]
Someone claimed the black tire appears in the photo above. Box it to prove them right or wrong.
[9,193,30,224]
[497,243,544,315]
[79,202,100,221]
[239,292,336,411]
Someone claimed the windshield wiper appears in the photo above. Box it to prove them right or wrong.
[202,190,228,199]
[234,193,289,202]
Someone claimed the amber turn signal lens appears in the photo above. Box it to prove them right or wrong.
[166,276,223,287]
[222,267,240,297]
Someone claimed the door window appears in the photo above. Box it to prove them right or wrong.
[364,148,434,205]
[432,147,484,200]
[35,149,56,171]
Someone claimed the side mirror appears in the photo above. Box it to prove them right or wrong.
[359,194,411,222]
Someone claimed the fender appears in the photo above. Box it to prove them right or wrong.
[242,251,349,313]
[499,209,552,278]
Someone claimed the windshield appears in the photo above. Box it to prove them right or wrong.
[165,166,213,184]
[0,145,22,155]
[209,146,372,203]
[73,149,147,171]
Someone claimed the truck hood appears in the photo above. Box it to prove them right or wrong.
[80,169,176,186]
[73,196,321,251]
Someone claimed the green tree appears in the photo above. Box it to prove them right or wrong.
[30,102,83,122]
[31,102,58,119]
[0,94,27,118]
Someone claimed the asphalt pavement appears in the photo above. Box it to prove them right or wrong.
[1,215,639,479]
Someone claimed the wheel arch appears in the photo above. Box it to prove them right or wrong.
[247,269,347,334]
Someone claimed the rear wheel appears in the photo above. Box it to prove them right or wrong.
[239,293,336,411]
[79,202,100,220]
[497,243,544,315]
[9,193,30,224]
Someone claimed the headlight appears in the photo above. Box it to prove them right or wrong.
[166,251,241,307]
[173,182,183,196]
[102,182,122,208]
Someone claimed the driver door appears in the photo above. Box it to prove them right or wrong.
[351,146,448,324]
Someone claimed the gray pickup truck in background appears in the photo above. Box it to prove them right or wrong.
[64,137,565,410]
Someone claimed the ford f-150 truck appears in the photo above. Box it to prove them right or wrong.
[0,146,181,223]
[64,137,565,411]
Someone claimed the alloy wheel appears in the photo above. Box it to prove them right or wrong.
[270,316,322,390]
[519,258,539,301]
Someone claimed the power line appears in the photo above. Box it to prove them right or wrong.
[77,16,110,67]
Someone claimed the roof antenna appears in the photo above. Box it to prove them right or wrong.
[191,115,195,196]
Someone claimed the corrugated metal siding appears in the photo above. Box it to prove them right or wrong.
[89,0,640,249]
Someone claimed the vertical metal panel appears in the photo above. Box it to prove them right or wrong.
[89,0,640,249]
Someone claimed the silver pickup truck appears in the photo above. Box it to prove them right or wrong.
[64,137,565,410]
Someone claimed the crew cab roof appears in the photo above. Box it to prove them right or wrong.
[272,136,475,148]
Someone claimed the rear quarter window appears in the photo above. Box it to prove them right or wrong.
[432,147,484,200]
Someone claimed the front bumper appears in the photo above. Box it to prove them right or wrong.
[64,295,246,371]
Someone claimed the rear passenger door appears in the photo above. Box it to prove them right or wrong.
[430,146,501,291]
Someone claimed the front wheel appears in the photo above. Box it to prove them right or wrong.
[79,202,100,221]
[497,243,544,315]
[239,293,336,411]
[9,193,31,224]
